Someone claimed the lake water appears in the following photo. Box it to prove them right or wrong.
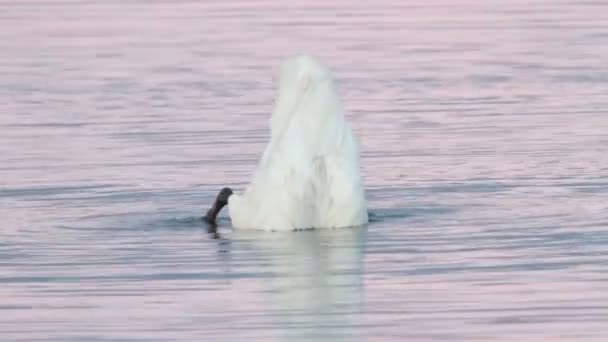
[1,0,608,341]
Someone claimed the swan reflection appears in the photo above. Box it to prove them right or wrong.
[234,226,366,341]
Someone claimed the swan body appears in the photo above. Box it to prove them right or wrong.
[227,55,368,231]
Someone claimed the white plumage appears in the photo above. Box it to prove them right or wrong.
[227,55,368,231]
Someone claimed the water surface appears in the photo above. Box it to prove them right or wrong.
[1,0,608,341]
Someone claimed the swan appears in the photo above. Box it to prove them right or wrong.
[204,55,368,231]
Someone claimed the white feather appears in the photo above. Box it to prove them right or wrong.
[228,55,368,231]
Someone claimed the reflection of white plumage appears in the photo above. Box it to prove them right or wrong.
[228,55,368,231]
[233,227,365,341]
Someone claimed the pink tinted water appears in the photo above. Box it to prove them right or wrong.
[1,0,608,341]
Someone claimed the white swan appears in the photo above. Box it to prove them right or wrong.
[205,55,368,231]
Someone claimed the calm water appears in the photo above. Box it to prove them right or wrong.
[2,0,608,341]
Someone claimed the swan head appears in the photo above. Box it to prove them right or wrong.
[203,187,233,225]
